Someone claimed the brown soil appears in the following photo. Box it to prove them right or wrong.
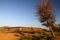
[53,36,60,40]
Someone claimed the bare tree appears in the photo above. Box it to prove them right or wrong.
[37,0,55,38]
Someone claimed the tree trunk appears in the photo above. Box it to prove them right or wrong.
[49,24,55,38]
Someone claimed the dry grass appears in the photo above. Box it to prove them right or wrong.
[0,27,60,40]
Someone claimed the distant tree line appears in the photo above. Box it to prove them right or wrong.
[42,24,60,32]
[52,24,60,32]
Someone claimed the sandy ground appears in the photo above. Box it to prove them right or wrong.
[0,32,20,40]
[53,36,60,40]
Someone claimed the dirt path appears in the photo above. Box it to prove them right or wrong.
[0,32,20,40]
[53,36,60,40]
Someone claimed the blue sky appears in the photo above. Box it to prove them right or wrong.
[0,0,60,28]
